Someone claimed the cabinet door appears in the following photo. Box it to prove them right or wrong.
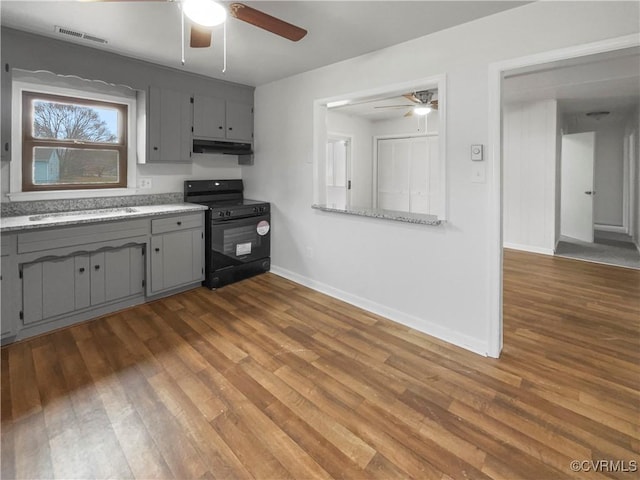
[150,235,165,293]
[90,252,106,305]
[23,257,76,324]
[1,62,11,161]
[161,230,195,290]
[1,255,18,337]
[226,101,253,142]
[74,255,91,310]
[148,87,193,163]
[104,245,144,301]
[150,229,203,294]
[193,94,226,139]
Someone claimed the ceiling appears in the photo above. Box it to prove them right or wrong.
[0,1,528,87]
[503,47,640,123]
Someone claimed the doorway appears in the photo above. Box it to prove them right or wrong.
[487,35,640,358]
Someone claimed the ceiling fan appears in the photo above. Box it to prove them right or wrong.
[375,90,439,117]
[89,0,308,49]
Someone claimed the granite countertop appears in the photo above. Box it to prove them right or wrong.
[0,203,208,232]
[312,204,442,226]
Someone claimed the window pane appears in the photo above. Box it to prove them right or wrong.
[32,147,120,185]
[32,98,120,143]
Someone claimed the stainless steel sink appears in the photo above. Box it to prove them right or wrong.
[28,207,139,221]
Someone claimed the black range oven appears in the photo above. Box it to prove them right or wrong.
[184,179,270,289]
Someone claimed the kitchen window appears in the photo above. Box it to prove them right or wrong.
[21,91,128,191]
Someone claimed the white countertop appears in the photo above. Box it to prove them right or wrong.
[0,203,208,232]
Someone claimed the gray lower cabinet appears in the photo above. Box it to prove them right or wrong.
[150,213,204,294]
[22,244,144,326]
[1,250,20,341]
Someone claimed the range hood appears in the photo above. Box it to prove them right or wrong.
[192,139,253,155]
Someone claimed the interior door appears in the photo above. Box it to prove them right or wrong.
[561,132,595,243]
[376,136,431,213]
[326,136,351,209]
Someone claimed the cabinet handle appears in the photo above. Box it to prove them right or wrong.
[79,267,85,273]
[94,265,100,271]
[153,146,158,151]
[228,127,233,131]
[155,247,160,252]
[218,126,223,130]
[177,221,182,226]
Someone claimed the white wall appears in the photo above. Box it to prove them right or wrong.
[242,2,639,356]
[503,100,558,254]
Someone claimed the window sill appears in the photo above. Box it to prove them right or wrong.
[5,187,143,202]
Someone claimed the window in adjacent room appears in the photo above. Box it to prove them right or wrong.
[21,91,128,191]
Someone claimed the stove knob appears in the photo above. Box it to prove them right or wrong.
[218,211,225,217]
[225,211,231,217]
[253,207,258,213]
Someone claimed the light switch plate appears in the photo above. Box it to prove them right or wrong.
[471,144,483,161]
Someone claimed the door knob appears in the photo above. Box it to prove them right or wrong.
[585,191,594,195]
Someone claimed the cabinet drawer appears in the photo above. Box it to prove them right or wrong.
[151,213,203,234]
[18,219,149,254]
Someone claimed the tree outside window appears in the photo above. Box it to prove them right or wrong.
[22,91,128,191]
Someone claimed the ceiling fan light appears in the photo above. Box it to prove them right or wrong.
[183,0,227,27]
[413,105,431,116]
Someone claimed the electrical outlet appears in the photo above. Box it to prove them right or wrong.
[138,177,152,189]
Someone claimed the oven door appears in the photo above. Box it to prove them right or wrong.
[209,214,271,270]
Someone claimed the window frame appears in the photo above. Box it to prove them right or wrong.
[21,91,128,192]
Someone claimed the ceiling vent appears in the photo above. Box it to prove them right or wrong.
[54,26,108,45]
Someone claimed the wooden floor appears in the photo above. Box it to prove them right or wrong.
[1,249,639,479]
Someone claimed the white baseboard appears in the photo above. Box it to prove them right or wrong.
[503,242,555,256]
[594,224,627,234]
[270,265,490,357]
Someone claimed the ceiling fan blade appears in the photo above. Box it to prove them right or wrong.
[404,110,414,117]
[402,93,421,104]
[229,2,307,41]
[374,105,414,109]
[190,25,212,48]
[431,100,439,110]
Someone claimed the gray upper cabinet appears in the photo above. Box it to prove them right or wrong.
[147,86,193,163]
[1,63,11,162]
[193,94,253,143]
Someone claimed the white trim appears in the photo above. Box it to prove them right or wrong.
[270,265,490,357]
[487,34,640,359]
[594,224,628,234]
[503,243,555,256]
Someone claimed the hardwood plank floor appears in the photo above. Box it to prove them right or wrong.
[2,249,639,479]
